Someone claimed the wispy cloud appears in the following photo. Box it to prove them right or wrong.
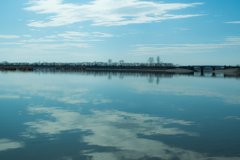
[39,31,112,42]
[24,0,203,27]
[23,35,32,37]
[226,21,240,24]
[58,31,89,39]
[0,42,24,45]
[29,29,41,31]
[226,37,240,42]
[45,35,58,38]
[179,28,188,31]
[130,37,240,55]
[93,32,114,37]
[22,43,90,50]
[20,38,57,43]
[0,35,20,38]
[0,29,114,56]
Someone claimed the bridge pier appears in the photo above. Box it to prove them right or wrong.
[200,67,204,75]
[181,65,224,73]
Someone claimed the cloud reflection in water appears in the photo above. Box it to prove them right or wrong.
[22,107,240,160]
[131,82,240,105]
[0,139,24,152]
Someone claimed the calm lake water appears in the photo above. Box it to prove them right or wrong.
[0,70,240,160]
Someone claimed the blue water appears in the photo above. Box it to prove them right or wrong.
[0,71,240,160]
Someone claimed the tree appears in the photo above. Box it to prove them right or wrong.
[119,60,124,66]
[2,61,8,65]
[148,57,154,66]
[157,56,160,64]
[108,59,112,65]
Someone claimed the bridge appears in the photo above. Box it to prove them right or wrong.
[181,65,233,75]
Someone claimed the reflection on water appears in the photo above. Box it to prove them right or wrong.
[0,139,23,152]
[0,71,240,160]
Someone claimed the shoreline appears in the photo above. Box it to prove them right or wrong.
[213,68,240,73]
[86,68,194,73]
[213,68,240,76]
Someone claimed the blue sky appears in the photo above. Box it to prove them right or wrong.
[0,0,240,65]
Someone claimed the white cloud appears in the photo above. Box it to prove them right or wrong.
[226,37,240,42]
[0,139,24,151]
[20,38,56,43]
[23,35,32,37]
[29,29,41,31]
[20,38,57,43]
[50,31,112,40]
[93,32,114,37]
[0,35,20,38]
[58,31,89,39]
[24,0,203,27]
[226,21,240,24]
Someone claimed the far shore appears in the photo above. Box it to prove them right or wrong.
[213,68,240,73]
[86,67,240,74]
[213,68,240,76]
[86,68,194,73]
[1,65,239,74]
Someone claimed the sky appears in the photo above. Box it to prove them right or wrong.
[0,0,240,65]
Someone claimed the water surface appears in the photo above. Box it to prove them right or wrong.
[0,71,240,160]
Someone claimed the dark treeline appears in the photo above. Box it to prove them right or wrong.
[0,60,176,68]
[1,58,239,70]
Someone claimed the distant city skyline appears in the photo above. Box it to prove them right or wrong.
[0,0,240,65]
